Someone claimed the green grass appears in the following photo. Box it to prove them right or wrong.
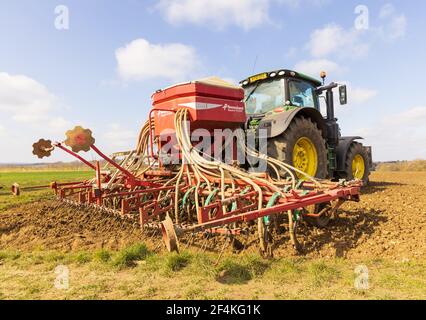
[0,171,93,210]
[112,243,150,268]
[308,261,341,287]
[165,252,191,272]
[1,246,426,299]
[216,260,253,284]
[73,252,92,265]
[93,249,112,263]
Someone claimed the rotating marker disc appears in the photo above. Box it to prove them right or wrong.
[64,126,95,153]
[32,139,53,159]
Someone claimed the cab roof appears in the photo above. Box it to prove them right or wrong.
[240,69,322,87]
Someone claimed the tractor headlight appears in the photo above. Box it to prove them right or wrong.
[278,70,285,76]
[269,72,277,77]
[242,80,249,86]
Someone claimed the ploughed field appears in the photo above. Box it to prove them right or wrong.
[0,171,425,299]
[1,171,425,260]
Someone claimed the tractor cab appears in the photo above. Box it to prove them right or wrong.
[240,70,323,115]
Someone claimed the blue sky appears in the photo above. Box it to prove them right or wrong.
[0,0,425,163]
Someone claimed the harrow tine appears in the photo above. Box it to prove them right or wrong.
[214,232,232,266]
[148,228,159,243]
[184,232,195,250]
[153,238,164,252]
[200,232,212,253]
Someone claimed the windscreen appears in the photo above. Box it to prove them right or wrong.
[244,79,285,114]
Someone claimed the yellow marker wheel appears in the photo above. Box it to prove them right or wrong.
[292,137,318,179]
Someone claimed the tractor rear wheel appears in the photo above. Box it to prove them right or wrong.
[268,116,328,179]
[342,142,370,184]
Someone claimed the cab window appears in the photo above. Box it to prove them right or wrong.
[244,79,285,114]
[288,80,317,109]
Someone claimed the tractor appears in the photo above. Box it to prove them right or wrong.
[240,69,372,184]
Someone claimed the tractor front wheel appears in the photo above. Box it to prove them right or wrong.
[342,142,370,184]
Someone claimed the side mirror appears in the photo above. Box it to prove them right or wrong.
[339,85,347,105]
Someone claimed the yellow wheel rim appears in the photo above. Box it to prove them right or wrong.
[352,154,365,180]
[292,137,318,179]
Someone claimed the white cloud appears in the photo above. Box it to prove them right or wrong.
[104,123,136,149]
[277,0,331,7]
[307,24,369,58]
[157,0,331,30]
[383,106,426,125]
[116,38,200,82]
[157,0,271,30]
[305,5,406,60]
[294,59,340,78]
[0,73,70,134]
[336,81,378,105]
[379,3,395,19]
[47,117,71,132]
[0,125,6,137]
[349,87,377,104]
[354,107,426,161]
[378,4,407,41]
[0,72,55,123]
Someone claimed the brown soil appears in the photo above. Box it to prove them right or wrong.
[1,172,425,260]
[0,202,144,251]
[274,171,426,260]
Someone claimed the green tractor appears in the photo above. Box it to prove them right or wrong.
[240,69,372,184]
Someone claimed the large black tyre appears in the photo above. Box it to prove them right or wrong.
[267,116,328,179]
[341,142,370,184]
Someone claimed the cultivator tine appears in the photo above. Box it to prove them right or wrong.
[199,233,212,253]
[153,238,164,253]
[184,233,195,250]
[214,232,232,266]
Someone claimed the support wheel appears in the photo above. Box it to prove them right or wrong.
[161,216,179,253]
